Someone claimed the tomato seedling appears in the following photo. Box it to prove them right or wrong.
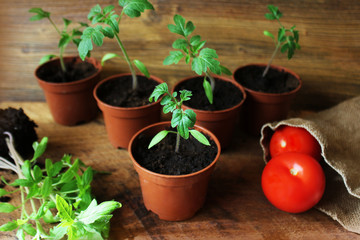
[148,82,210,152]
[270,125,322,161]
[261,152,325,213]
[164,14,232,104]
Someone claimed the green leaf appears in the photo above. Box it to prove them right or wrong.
[77,199,121,224]
[63,18,72,28]
[41,177,52,197]
[101,26,115,38]
[33,165,43,183]
[39,54,56,65]
[148,130,169,149]
[82,167,93,187]
[179,89,192,102]
[45,158,53,177]
[163,51,184,65]
[133,59,150,78]
[220,65,232,75]
[203,79,213,104]
[192,48,221,75]
[184,21,195,37]
[0,202,18,213]
[0,189,10,197]
[189,130,210,146]
[16,229,25,240]
[29,8,50,21]
[172,38,188,50]
[172,109,196,139]
[26,185,40,199]
[56,195,73,222]
[60,159,79,183]
[161,95,177,113]
[10,179,33,187]
[32,137,48,162]
[101,53,122,66]
[0,220,18,231]
[49,225,67,240]
[149,82,168,102]
[88,4,102,20]
[22,160,33,181]
[58,33,71,48]
[264,30,275,40]
[78,27,105,60]
[119,0,154,18]
[22,223,37,236]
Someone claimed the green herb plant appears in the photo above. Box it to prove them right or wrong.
[163,14,232,104]
[148,83,210,152]
[29,8,89,72]
[78,0,154,90]
[0,132,121,240]
[262,5,300,77]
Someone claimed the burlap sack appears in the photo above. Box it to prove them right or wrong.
[260,96,360,234]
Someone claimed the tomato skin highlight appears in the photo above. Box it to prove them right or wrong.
[261,152,326,213]
[270,126,322,161]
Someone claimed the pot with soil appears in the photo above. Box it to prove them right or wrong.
[129,83,220,221]
[233,63,301,135]
[35,56,102,126]
[94,73,163,149]
[173,75,246,149]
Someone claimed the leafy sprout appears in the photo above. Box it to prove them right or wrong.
[148,83,210,153]
[262,5,300,77]
[29,8,89,72]
[77,0,154,90]
[0,132,121,239]
[163,14,232,104]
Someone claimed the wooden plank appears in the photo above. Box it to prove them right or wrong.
[0,101,359,239]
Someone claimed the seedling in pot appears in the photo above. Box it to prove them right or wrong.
[148,83,210,152]
[78,0,154,90]
[0,133,121,239]
[262,5,301,77]
[164,14,232,104]
[29,8,89,72]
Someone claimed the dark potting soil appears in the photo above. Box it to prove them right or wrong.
[233,65,299,93]
[37,58,97,83]
[132,130,218,175]
[174,77,244,111]
[0,108,38,160]
[96,75,159,107]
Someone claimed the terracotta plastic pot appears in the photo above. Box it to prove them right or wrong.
[233,64,302,135]
[35,56,102,126]
[94,74,163,149]
[128,121,221,221]
[173,76,246,149]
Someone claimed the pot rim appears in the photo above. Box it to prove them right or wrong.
[128,121,221,179]
[172,75,247,114]
[232,63,302,97]
[93,73,164,111]
[35,56,102,87]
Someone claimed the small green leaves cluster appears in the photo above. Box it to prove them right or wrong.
[148,83,210,152]
[262,5,300,77]
[78,0,153,89]
[0,135,121,239]
[29,8,89,71]
[164,14,232,104]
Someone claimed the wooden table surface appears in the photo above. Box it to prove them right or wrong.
[1,101,359,240]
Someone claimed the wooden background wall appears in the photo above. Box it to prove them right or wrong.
[0,0,359,111]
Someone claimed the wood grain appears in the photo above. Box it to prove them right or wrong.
[0,101,360,239]
[0,0,359,111]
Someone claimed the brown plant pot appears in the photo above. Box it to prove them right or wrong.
[173,76,246,149]
[128,121,221,221]
[94,73,163,149]
[35,56,102,126]
[233,64,302,135]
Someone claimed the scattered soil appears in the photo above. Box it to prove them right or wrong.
[0,108,38,160]
[96,75,159,107]
[37,58,97,83]
[132,129,218,175]
[233,65,299,93]
[174,77,244,111]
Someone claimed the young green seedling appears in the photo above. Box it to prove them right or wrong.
[262,5,301,77]
[148,83,210,153]
[0,132,121,239]
[29,8,89,72]
[78,0,154,90]
[163,14,232,104]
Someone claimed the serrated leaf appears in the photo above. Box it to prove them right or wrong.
[56,195,73,222]
[220,65,232,75]
[77,199,121,224]
[82,167,93,187]
[149,82,168,102]
[172,39,188,50]
[0,220,18,231]
[133,59,150,78]
[49,225,67,239]
[119,0,154,18]
[41,177,52,197]
[203,79,213,104]
[10,179,33,187]
[179,89,192,102]
[189,130,210,146]
[63,18,72,28]
[0,202,18,213]
[184,21,195,37]
[22,223,36,236]
[58,34,71,48]
[101,26,114,38]
[190,35,201,46]
[60,159,79,183]
[88,4,102,20]
[163,51,184,65]
[29,8,50,21]
[26,185,40,199]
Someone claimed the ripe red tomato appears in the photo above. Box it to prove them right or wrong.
[269,125,322,161]
[261,152,326,213]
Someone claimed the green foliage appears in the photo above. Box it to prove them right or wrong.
[164,14,231,104]
[148,83,210,151]
[0,135,121,239]
[78,0,153,83]
[264,5,300,61]
[29,8,89,71]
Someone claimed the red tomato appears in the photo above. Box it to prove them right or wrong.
[261,152,325,213]
[270,125,322,161]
